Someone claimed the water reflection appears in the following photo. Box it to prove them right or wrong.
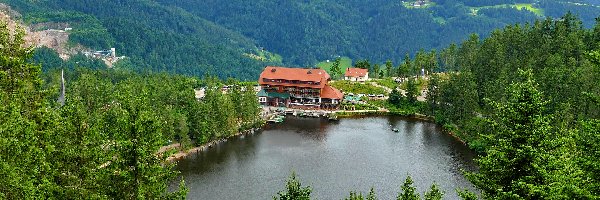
[175,116,477,200]
[265,117,332,141]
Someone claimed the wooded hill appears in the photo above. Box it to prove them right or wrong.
[2,0,600,79]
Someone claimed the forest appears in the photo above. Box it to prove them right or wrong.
[2,0,600,199]
[425,13,600,198]
[366,14,600,199]
[0,23,262,199]
[271,13,600,199]
[1,0,279,80]
[3,0,600,79]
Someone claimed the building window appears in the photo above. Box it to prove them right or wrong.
[259,97,267,103]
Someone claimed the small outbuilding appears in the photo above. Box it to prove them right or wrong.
[344,68,369,82]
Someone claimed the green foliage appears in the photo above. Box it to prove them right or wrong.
[1,23,264,198]
[0,22,189,199]
[366,188,377,200]
[397,176,420,200]
[424,184,444,200]
[5,0,599,79]
[4,0,277,80]
[416,14,600,198]
[150,0,580,66]
[373,64,381,79]
[24,11,115,49]
[576,119,600,195]
[318,56,352,75]
[388,89,402,106]
[426,74,440,116]
[330,80,386,95]
[436,72,479,129]
[456,189,478,200]
[405,78,420,103]
[345,191,365,200]
[385,60,393,77]
[354,59,371,69]
[30,47,63,71]
[330,58,342,80]
[465,70,593,199]
[344,188,377,200]
[398,54,412,78]
[273,172,312,200]
[372,78,398,90]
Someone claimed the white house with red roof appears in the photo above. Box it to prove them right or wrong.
[344,68,369,82]
[258,66,343,109]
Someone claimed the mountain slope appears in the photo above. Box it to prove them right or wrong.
[2,0,598,79]
[156,0,600,66]
[1,0,278,80]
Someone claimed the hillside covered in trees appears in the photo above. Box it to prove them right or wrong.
[2,0,600,199]
[0,0,280,80]
[273,14,600,199]
[375,14,600,198]
[0,22,262,198]
[2,0,600,79]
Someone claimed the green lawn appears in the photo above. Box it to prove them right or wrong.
[330,80,387,95]
[470,3,545,17]
[243,48,283,63]
[513,3,544,16]
[369,78,398,90]
[316,57,352,75]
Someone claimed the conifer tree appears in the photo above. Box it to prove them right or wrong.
[397,176,419,200]
[424,184,443,200]
[273,173,312,200]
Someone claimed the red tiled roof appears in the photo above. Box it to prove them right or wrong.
[259,66,330,88]
[344,68,368,77]
[320,85,343,99]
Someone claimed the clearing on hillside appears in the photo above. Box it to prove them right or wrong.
[316,56,352,75]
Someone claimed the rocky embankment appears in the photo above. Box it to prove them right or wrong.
[1,4,77,60]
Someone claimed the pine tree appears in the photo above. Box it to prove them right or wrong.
[345,191,365,200]
[354,59,371,69]
[331,58,342,80]
[366,188,377,200]
[397,176,419,200]
[426,74,440,116]
[424,184,443,200]
[406,78,419,104]
[373,64,380,79]
[273,172,312,200]
[385,60,393,77]
[465,70,591,199]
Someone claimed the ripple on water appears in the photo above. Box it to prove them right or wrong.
[174,116,477,199]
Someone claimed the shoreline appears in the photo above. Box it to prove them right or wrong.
[164,126,263,163]
[164,110,471,163]
[336,111,469,146]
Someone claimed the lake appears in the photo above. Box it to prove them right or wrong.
[175,116,477,199]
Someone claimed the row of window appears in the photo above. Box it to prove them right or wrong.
[263,79,321,85]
